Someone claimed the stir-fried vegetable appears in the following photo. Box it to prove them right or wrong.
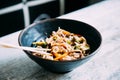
[32,27,90,61]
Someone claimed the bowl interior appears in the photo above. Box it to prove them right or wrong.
[19,19,102,54]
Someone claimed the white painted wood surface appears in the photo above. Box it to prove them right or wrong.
[0,0,120,80]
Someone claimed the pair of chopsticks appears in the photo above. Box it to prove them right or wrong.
[0,42,50,54]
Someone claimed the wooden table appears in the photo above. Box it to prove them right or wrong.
[0,0,120,80]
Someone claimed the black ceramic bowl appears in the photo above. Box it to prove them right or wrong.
[18,18,102,73]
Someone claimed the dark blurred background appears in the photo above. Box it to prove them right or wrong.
[0,0,102,37]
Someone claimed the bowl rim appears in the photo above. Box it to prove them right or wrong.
[18,18,102,62]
